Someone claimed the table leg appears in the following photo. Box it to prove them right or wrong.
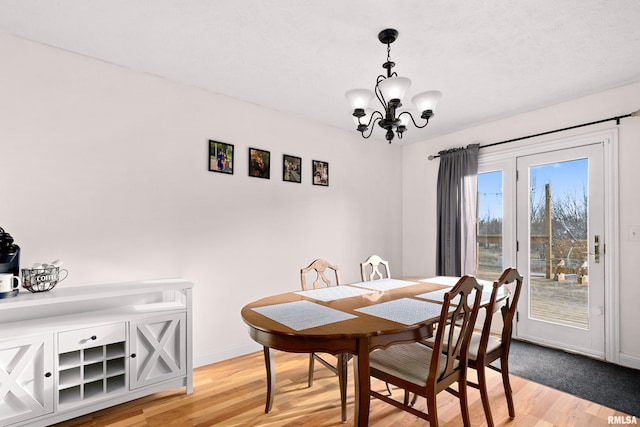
[263,346,275,413]
[336,353,348,422]
[353,338,370,427]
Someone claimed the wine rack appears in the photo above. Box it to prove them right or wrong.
[57,325,127,408]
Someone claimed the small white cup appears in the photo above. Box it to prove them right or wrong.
[0,273,21,293]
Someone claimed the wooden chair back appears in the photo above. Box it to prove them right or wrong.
[360,254,391,281]
[300,259,342,290]
[429,275,483,389]
[479,268,523,360]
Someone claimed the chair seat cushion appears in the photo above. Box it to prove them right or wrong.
[467,332,501,360]
[369,342,455,386]
[423,326,502,361]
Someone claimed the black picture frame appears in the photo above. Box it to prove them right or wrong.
[283,154,302,183]
[208,140,234,174]
[312,160,329,186]
[249,147,270,179]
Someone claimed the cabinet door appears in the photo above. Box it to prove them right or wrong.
[129,313,186,389]
[0,334,54,425]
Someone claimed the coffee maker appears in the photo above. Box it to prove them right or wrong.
[0,227,21,298]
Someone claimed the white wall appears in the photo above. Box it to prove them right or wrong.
[402,81,640,369]
[0,33,404,366]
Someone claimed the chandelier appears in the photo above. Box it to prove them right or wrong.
[345,28,442,143]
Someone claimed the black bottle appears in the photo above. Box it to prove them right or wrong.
[0,227,20,276]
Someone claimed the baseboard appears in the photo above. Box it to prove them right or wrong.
[619,352,640,370]
[194,342,261,368]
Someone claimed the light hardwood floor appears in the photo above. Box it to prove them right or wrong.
[54,351,629,426]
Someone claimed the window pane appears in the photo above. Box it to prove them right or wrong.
[528,158,589,329]
[477,171,503,281]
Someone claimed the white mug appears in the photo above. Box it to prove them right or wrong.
[0,273,21,293]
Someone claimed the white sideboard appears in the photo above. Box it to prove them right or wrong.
[0,278,193,427]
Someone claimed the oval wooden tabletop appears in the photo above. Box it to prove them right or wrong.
[241,279,450,340]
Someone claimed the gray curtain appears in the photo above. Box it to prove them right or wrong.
[436,144,480,276]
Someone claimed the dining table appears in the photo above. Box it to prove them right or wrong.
[240,276,493,426]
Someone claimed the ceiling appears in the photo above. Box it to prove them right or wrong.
[2,0,640,144]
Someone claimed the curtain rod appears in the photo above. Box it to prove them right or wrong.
[428,108,640,160]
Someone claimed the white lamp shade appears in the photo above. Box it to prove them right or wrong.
[412,90,442,112]
[377,76,411,101]
[345,89,375,110]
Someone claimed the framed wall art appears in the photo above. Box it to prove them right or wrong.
[209,140,234,174]
[283,154,302,183]
[249,147,270,179]
[312,160,329,186]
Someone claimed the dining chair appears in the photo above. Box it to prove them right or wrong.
[368,275,483,426]
[360,254,391,281]
[359,255,394,396]
[300,258,349,422]
[423,268,523,426]
[467,268,523,426]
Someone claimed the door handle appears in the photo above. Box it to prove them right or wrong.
[594,235,600,264]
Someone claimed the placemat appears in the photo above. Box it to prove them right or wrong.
[251,300,356,331]
[350,278,416,291]
[295,285,374,302]
[416,288,456,303]
[420,276,493,288]
[416,286,504,306]
[354,298,444,325]
[419,276,461,286]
